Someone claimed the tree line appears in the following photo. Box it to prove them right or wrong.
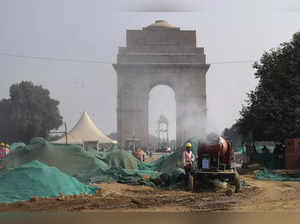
[0,81,62,143]
[224,32,300,143]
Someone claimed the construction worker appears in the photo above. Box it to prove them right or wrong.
[136,148,143,161]
[0,143,4,159]
[182,142,195,187]
[5,144,10,156]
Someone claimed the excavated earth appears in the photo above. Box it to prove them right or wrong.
[2,165,300,213]
[0,180,258,213]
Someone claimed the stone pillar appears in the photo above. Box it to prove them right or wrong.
[174,72,207,146]
[117,73,148,147]
[176,95,186,147]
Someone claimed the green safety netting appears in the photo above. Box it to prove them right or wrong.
[96,148,140,170]
[148,136,200,172]
[75,148,160,186]
[0,137,109,179]
[250,152,282,169]
[234,147,244,154]
[233,143,282,169]
[0,160,98,203]
[255,168,300,181]
[0,136,247,200]
[255,145,275,154]
[0,137,201,187]
[8,142,26,152]
[77,141,193,187]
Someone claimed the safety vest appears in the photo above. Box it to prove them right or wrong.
[185,151,192,163]
[4,147,9,156]
[181,150,194,169]
[136,150,142,160]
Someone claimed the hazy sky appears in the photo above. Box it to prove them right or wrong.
[0,0,300,140]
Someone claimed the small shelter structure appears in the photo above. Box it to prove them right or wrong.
[54,112,116,150]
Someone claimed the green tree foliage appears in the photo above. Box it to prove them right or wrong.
[107,132,117,140]
[0,99,15,142]
[222,123,243,147]
[0,81,63,143]
[238,32,300,141]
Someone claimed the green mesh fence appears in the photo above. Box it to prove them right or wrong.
[255,168,300,181]
[250,152,281,169]
[0,160,98,203]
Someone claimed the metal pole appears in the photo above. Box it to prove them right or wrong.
[167,122,169,145]
[64,122,68,144]
[217,152,220,170]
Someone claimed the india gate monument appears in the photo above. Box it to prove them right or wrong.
[113,20,210,147]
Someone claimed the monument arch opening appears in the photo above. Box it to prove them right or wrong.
[148,85,176,150]
[113,20,209,147]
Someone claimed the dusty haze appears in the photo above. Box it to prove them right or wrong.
[0,0,300,140]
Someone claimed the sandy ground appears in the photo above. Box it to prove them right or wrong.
[231,175,300,212]
[1,167,300,213]
[0,177,254,212]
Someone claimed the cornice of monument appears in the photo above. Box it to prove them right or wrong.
[113,63,210,73]
[113,63,210,68]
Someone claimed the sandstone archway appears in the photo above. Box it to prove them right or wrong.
[113,20,209,147]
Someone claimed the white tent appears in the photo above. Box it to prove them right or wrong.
[54,112,116,145]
